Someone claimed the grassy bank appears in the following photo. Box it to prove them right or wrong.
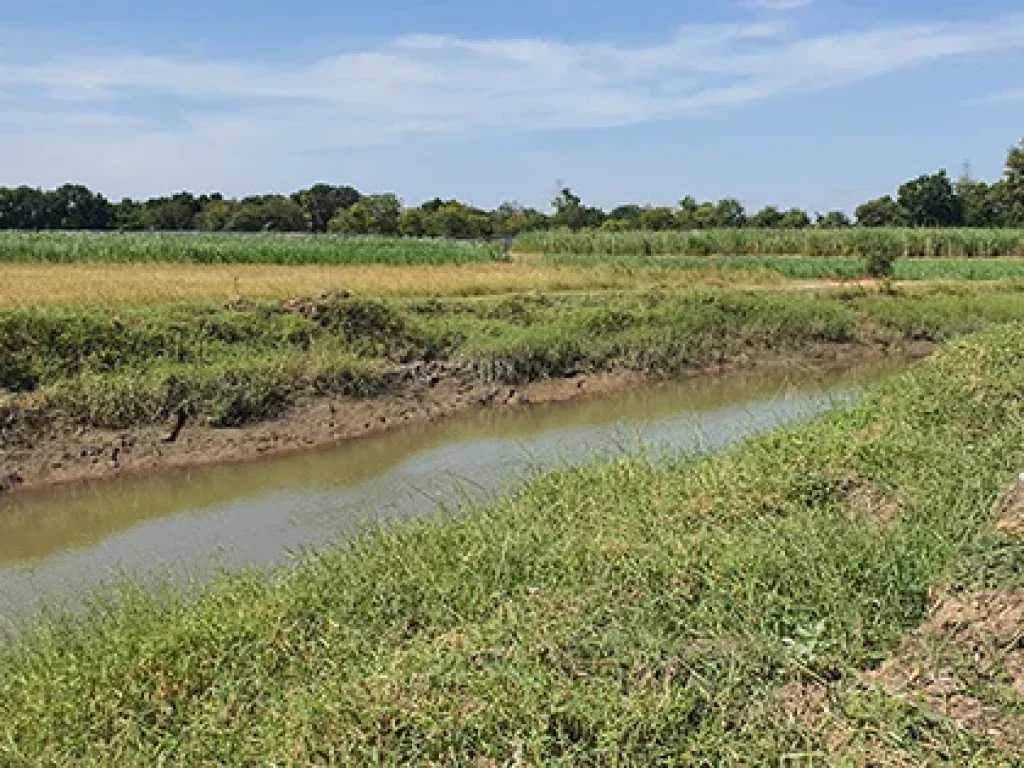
[0,232,506,265]
[3,324,1024,763]
[516,228,1024,260]
[6,286,1024,432]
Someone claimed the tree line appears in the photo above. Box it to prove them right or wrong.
[2,140,1022,237]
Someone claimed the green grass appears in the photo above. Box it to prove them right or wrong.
[7,286,1024,431]
[0,232,507,265]
[545,252,1024,281]
[517,228,1024,260]
[3,324,1024,763]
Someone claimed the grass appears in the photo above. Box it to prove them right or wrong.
[6,285,1024,432]
[516,227,1024,260]
[0,232,507,265]
[544,252,1024,281]
[0,262,786,308]
[3,323,1024,763]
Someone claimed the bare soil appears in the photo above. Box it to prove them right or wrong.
[862,589,1024,751]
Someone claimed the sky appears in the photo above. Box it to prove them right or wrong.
[1,0,1023,213]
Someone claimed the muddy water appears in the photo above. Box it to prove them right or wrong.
[0,360,905,626]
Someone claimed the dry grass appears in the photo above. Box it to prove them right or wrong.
[0,263,781,307]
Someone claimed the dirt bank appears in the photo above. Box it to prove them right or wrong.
[0,342,930,497]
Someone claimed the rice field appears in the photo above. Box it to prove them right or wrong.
[515,228,1024,259]
[0,232,507,265]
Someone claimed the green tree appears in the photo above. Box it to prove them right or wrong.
[992,140,1024,225]
[425,202,493,239]
[48,184,114,230]
[329,194,402,235]
[750,206,785,228]
[399,208,428,237]
[815,211,852,228]
[491,202,548,236]
[855,196,906,227]
[779,208,811,229]
[225,196,304,232]
[714,198,747,228]
[198,200,238,231]
[955,168,997,228]
[551,188,604,230]
[897,170,963,227]
[608,205,642,228]
[295,184,360,233]
[638,206,676,231]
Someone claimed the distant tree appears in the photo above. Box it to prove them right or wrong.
[295,184,360,232]
[993,140,1024,225]
[816,211,852,228]
[399,208,428,237]
[638,206,676,231]
[48,184,113,230]
[551,187,604,230]
[225,195,304,232]
[714,198,747,228]
[608,205,643,228]
[779,208,812,229]
[328,194,402,235]
[956,165,998,227]
[897,170,963,227]
[676,196,720,229]
[425,202,493,239]
[750,205,785,228]
[855,196,906,227]
[198,199,238,231]
[491,201,548,236]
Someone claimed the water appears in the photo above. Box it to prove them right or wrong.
[0,360,904,627]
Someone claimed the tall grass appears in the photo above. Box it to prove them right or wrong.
[3,325,1024,763]
[545,252,1024,280]
[516,228,1024,260]
[0,232,507,265]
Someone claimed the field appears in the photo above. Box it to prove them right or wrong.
[0,232,506,265]
[0,262,789,308]
[543,252,1024,281]
[515,227,1024,260]
[4,324,1024,763]
[5,232,1024,763]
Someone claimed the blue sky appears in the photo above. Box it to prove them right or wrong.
[1,0,1023,212]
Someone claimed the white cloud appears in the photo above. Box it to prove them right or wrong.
[0,12,1023,195]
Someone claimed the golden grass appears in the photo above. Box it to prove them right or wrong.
[0,263,783,307]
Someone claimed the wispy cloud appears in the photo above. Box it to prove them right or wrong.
[0,12,1022,194]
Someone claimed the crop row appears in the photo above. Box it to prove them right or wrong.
[514,228,1024,259]
[0,232,507,265]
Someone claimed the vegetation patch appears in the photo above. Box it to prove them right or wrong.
[5,325,1024,762]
